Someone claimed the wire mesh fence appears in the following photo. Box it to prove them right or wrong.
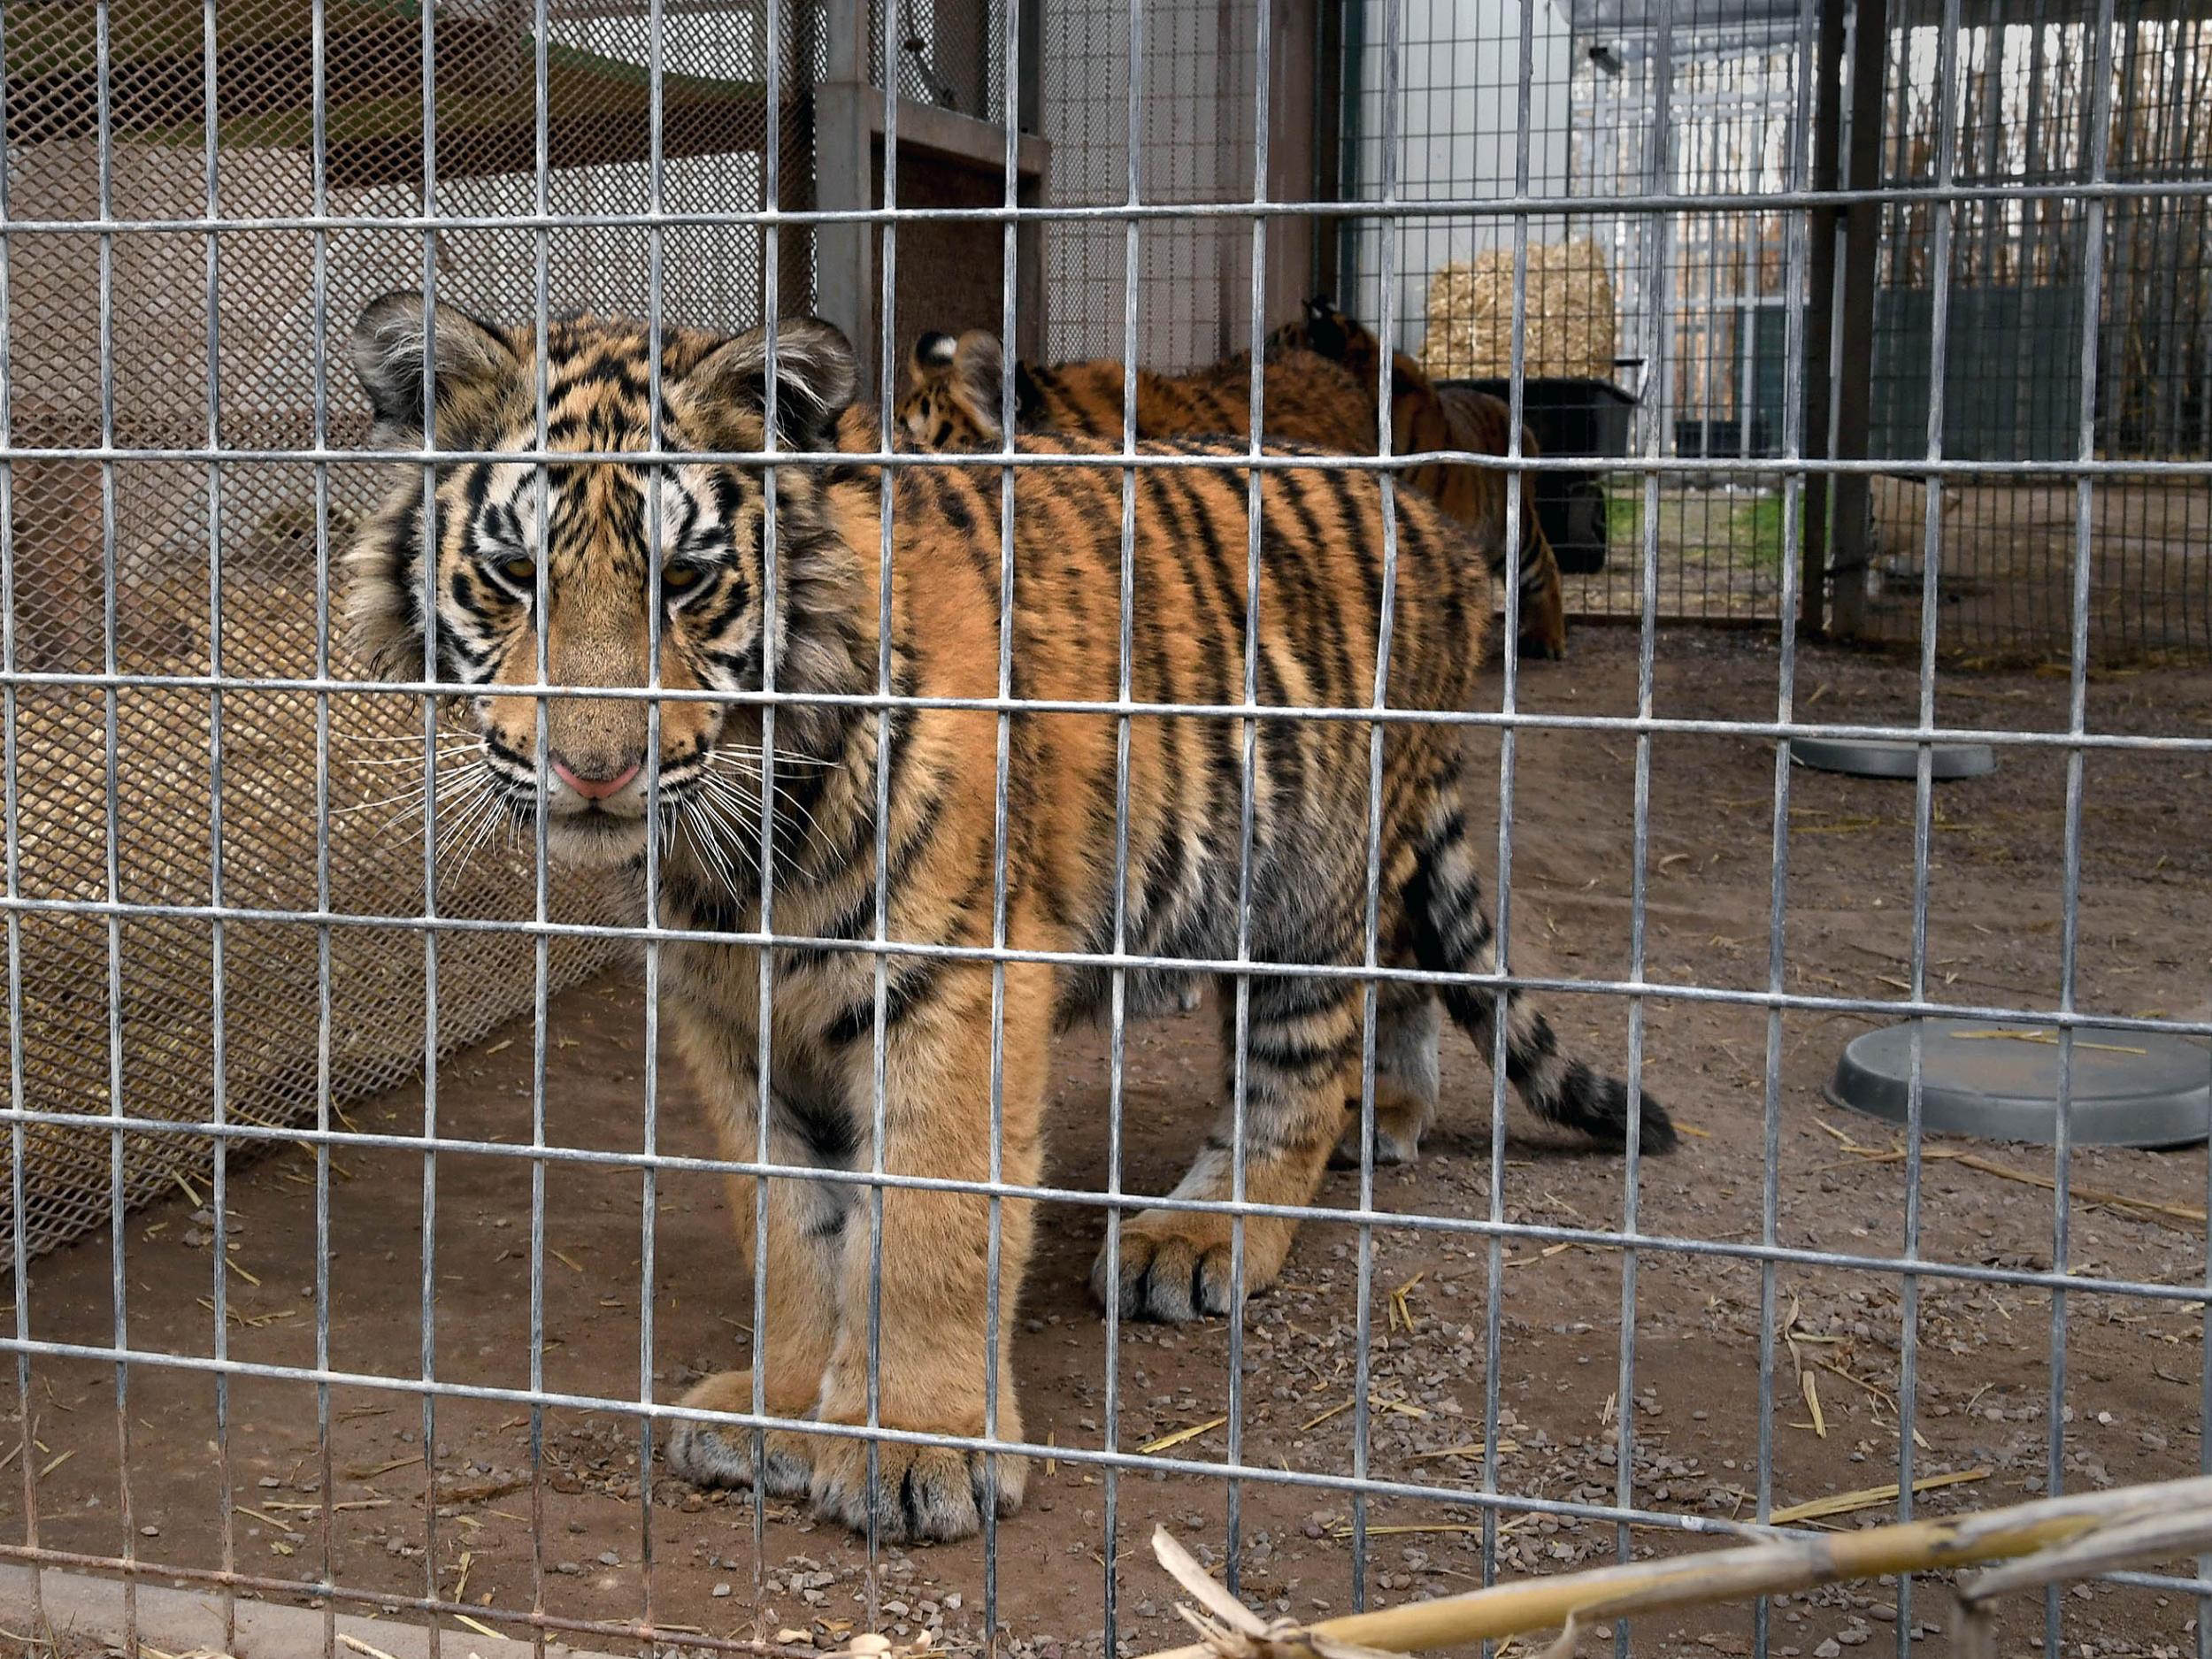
[1343,0,2212,663]
[0,0,2206,1657]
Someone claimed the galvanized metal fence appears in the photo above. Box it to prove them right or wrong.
[1340,0,2212,662]
[0,0,2206,1656]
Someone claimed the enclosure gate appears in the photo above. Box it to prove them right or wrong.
[0,0,2206,1655]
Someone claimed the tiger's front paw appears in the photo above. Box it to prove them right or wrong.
[1329,1094,1429,1168]
[808,1432,1027,1543]
[663,1370,815,1498]
[1091,1210,1294,1323]
[1517,630,1567,663]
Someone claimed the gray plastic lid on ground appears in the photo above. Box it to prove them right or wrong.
[1826,1018,2210,1148]
[1790,736,1996,780]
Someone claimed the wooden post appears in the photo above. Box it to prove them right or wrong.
[1265,0,1320,335]
[1310,0,1346,301]
[1826,0,1888,639]
[813,0,878,387]
[812,1,1049,392]
[1800,0,1846,637]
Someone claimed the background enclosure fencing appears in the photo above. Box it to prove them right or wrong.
[1336,0,2212,664]
[0,0,2206,1655]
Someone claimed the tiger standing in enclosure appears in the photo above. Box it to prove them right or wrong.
[896,306,1571,660]
[1276,298,1568,658]
[891,329,1446,1160]
[342,297,1675,1545]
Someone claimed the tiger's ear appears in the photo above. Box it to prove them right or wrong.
[951,330,1004,393]
[1298,298,1350,363]
[687,317,860,452]
[911,330,960,378]
[349,291,519,448]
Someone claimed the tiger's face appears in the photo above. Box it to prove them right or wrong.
[893,328,1004,449]
[344,295,859,870]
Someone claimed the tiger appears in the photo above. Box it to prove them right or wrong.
[342,296,1677,1545]
[893,326,1375,456]
[893,330,1452,1156]
[1275,296,1570,660]
[896,324,1571,662]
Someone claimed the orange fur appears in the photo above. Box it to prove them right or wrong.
[343,301,1672,1546]
[899,321,1567,658]
[894,327,1374,454]
[1271,300,1570,659]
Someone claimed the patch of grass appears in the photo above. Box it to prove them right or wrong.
[1737,491,1790,572]
[1606,490,1643,544]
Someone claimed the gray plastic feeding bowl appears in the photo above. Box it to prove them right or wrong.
[1790,736,1996,780]
[1825,1018,2210,1149]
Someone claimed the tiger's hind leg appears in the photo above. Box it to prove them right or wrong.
[1093,975,1363,1323]
[1515,528,1570,661]
[1329,985,1440,1167]
[1407,785,1676,1151]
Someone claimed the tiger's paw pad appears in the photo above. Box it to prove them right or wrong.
[809,1436,1026,1543]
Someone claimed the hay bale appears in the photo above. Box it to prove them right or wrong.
[1420,238,1618,381]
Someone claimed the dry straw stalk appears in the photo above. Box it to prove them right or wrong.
[1142,1473,2212,1659]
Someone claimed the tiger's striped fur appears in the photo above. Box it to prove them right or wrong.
[895,326,1376,455]
[897,326,1567,660]
[1275,297,1570,660]
[343,298,1675,1546]
[895,330,1477,1156]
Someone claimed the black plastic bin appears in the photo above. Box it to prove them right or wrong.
[1448,376,1638,574]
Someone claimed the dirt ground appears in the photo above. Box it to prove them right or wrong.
[2,626,2207,1659]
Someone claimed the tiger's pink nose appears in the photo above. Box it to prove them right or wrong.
[550,754,641,802]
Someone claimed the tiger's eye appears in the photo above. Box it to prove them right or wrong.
[661,563,706,595]
[500,555,537,587]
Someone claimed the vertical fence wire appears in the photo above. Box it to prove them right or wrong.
[866,0,903,1625]
[986,0,1024,1640]
[93,0,135,1645]
[749,0,787,1610]
[637,0,671,1625]
[1348,0,1405,1613]
[526,0,556,1643]
[1613,0,1672,1647]
[0,0,35,1635]
[2049,3,2116,1655]
[1100,2,1148,1641]
[309,0,338,1632]
[196,0,239,1632]
[747,0,785,1601]
[1477,0,1539,1645]
[412,0,445,1644]
[1223,0,1274,1598]
[1891,0,1966,1643]
[1751,2,1821,1655]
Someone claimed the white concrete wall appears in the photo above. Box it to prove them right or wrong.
[1347,0,1578,348]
